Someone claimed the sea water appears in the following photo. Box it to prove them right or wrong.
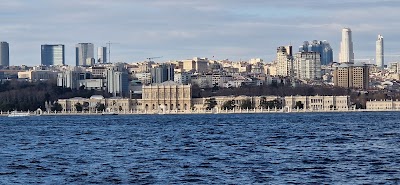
[1,112,399,184]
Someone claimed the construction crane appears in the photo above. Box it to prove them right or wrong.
[106,41,119,63]
[146,56,163,62]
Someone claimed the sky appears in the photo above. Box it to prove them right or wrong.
[1,0,400,66]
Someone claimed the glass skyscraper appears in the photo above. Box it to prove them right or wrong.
[299,40,333,65]
[41,44,65,66]
[76,43,94,66]
[0,42,9,67]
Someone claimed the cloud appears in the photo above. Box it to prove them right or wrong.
[1,0,400,65]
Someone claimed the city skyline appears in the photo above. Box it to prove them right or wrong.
[1,1,400,65]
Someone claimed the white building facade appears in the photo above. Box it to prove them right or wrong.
[376,35,384,69]
[294,52,321,80]
[276,46,293,77]
[339,28,354,63]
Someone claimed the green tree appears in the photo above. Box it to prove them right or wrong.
[82,101,89,111]
[259,97,268,108]
[240,98,255,109]
[75,103,83,112]
[204,98,217,110]
[51,102,63,112]
[222,100,235,110]
[295,101,304,109]
[260,98,282,109]
[95,103,106,111]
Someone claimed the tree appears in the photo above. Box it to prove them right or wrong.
[259,97,268,109]
[204,98,217,110]
[295,101,304,109]
[95,103,106,111]
[75,103,83,112]
[222,100,235,110]
[82,101,89,111]
[51,102,63,112]
[240,98,255,109]
[260,98,282,109]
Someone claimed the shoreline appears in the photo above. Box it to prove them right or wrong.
[1,109,399,116]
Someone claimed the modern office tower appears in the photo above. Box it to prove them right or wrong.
[376,35,384,69]
[299,40,333,65]
[0,42,9,67]
[339,28,354,63]
[276,46,293,77]
[151,64,175,84]
[333,63,369,90]
[97,47,107,64]
[75,43,94,66]
[294,52,321,80]
[106,67,129,97]
[41,44,65,66]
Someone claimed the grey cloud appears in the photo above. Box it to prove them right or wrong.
[1,0,400,65]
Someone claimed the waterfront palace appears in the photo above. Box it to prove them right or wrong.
[57,81,351,113]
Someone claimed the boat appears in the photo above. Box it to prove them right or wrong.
[102,108,118,115]
[8,111,30,117]
[101,111,118,115]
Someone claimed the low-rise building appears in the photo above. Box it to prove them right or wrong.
[18,70,58,81]
[57,95,137,112]
[284,95,350,111]
[366,100,400,110]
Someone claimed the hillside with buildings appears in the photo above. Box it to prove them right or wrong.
[0,28,400,112]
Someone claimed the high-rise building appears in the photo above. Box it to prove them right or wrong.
[0,42,9,67]
[276,46,293,77]
[75,43,94,66]
[299,40,333,65]
[376,35,384,69]
[41,44,65,66]
[151,64,175,84]
[339,28,354,63]
[106,67,129,97]
[294,52,321,80]
[97,47,107,64]
[333,63,369,90]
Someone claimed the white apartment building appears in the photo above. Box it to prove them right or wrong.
[191,74,233,88]
[174,72,191,85]
[182,57,209,73]
[294,52,321,80]
[276,46,293,77]
[135,73,152,85]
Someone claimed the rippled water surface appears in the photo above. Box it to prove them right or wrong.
[1,112,400,184]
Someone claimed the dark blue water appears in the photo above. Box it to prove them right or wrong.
[1,112,400,184]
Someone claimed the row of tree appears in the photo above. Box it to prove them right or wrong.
[204,97,286,110]
[193,84,350,98]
